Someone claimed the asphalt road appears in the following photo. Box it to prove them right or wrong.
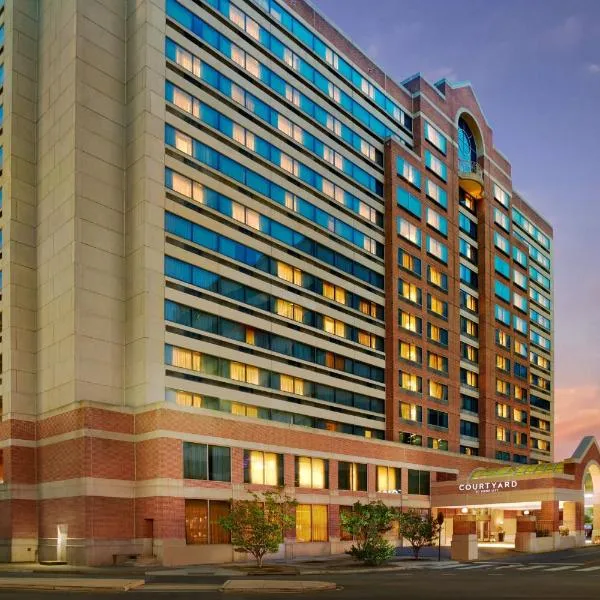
[1,566,600,600]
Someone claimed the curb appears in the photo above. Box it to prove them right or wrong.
[221,579,337,593]
[0,578,146,592]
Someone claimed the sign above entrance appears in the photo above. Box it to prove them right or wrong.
[459,480,518,494]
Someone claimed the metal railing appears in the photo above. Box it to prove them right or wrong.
[458,159,484,179]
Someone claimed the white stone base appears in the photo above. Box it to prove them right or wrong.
[451,534,478,561]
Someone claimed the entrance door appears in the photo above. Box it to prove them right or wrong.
[478,520,490,542]
[142,519,154,557]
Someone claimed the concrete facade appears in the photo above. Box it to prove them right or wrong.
[0,0,561,565]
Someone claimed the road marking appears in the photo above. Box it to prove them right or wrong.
[575,566,600,572]
[494,564,520,569]
[545,566,577,572]
[455,564,495,570]
[517,565,548,571]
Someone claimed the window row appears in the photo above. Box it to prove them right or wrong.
[165,299,384,380]
[164,207,383,291]
[399,372,449,401]
[398,432,449,452]
[166,345,383,410]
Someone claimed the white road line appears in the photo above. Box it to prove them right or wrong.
[545,565,578,572]
[517,565,549,571]
[455,564,495,570]
[575,566,600,572]
[494,564,520,569]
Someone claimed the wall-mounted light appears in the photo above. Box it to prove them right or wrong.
[461,507,468,514]
[523,510,530,516]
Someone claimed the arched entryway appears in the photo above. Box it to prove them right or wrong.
[583,462,600,542]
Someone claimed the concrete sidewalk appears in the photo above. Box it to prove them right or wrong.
[0,577,145,591]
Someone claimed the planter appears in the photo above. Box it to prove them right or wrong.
[498,532,505,543]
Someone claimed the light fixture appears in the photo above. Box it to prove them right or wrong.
[461,507,468,514]
[523,510,530,516]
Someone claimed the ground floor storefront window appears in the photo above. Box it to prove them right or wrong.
[185,499,231,544]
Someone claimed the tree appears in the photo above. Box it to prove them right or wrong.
[340,501,397,566]
[398,509,440,560]
[219,489,297,567]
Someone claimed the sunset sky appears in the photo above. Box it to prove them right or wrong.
[312,0,600,459]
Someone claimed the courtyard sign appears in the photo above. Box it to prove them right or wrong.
[459,480,518,494]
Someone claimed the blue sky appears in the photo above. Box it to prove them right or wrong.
[312,0,600,458]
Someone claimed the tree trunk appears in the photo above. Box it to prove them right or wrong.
[257,553,263,568]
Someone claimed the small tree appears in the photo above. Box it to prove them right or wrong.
[340,501,397,566]
[219,489,297,567]
[398,509,440,560]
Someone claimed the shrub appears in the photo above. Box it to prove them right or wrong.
[398,509,440,560]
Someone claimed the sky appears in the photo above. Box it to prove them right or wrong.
[311,0,600,459]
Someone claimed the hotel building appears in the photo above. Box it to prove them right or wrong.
[1,0,594,566]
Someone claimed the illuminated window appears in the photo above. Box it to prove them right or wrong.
[185,500,230,545]
[279,374,304,396]
[399,279,422,305]
[174,131,192,155]
[277,261,302,285]
[399,341,422,364]
[427,352,448,374]
[400,371,422,393]
[496,403,509,419]
[399,310,422,334]
[461,342,478,363]
[427,294,447,319]
[461,369,478,389]
[296,504,328,542]
[175,390,202,408]
[400,402,422,423]
[496,426,509,442]
[429,380,448,401]
[496,378,510,396]
[323,316,346,338]
[377,466,400,492]
[514,385,527,402]
[275,299,304,323]
[244,450,283,486]
[427,437,448,451]
[495,329,511,349]
[496,355,510,372]
[295,457,328,489]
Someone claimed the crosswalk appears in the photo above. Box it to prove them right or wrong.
[421,562,600,574]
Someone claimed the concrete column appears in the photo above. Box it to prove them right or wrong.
[515,516,536,552]
[593,505,600,542]
[563,501,585,546]
[450,515,477,561]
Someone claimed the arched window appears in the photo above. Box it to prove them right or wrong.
[458,117,477,170]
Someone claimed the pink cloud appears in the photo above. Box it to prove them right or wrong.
[554,386,600,460]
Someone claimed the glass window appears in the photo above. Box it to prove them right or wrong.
[398,217,422,247]
[338,462,367,491]
[400,402,422,423]
[377,466,400,492]
[408,469,430,495]
[425,179,448,209]
[296,504,328,542]
[399,340,422,364]
[244,450,283,486]
[399,371,422,393]
[183,442,231,482]
[427,408,448,429]
[397,157,421,188]
[296,456,328,489]
[397,187,422,217]
[185,499,231,545]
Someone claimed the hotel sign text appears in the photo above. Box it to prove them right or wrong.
[459,480,518,494]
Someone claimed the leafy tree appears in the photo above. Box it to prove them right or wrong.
[340,501,397,566]
[219,489,297,567]
[398,509,440,560]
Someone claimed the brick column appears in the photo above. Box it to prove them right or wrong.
[539,500,560,533]
[515,516,536,552]
[450,515,477,561]
[563,501,585,545]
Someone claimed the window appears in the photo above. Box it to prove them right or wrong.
[460,316,479,338]
[495,280,510,302]
[494,256,510,279]
[408,469,430,495]
[244,450,283,485]
[460,420,479,439]
[496,403,509,419]
[377,466,400,492]
[398,248,422,277]
[459,264,478,289]
[514,269,528,290]
[494,231,510,255]
[495,329,511,350]
[427,323,449,347]
[459,213,477,239]
[514,362,528,379]
[513,408,528,425]
[461,446,479,456]
[425,179,448,209]
[185,500,230,545]
[429,380,448,401]
[296,504,328,542]
[426,208,448,236]
[513,292,528,313]
[531,331,551,351]
[428,409,448,429]
[400,371,422,393]
[399,279,422,305]
[427,352,448,374]
[514,385,528,402]
[399,310,422,334]
[496,426,510,443]
[461,342,478,364]
[183,442,231,481]
[424,121,447,153]
[459,238,478,263]
[496,451,510,462]
[460,290,478,313]
[397,187,422,217]
[427,294,448,319]
[428,265,448,291]
[338,462,367,491]
[495,304,511,325]
[494,208,510,232]
[399,432,423,446]
[496,354,510,372]
[430,438,448,454]
[513,315,528,334]
[513,247,528,268]
[399,341,422,364]
[295,457,328,489]
[400,402,423,423]
[461,368,478,389]
[425,150,447,181]
[426,236,448,264]
[461,395,478,413]
[515,340,528,358]
[398,217,422,246]
[496,378,510,396]
[397,158,421,188]
[493,183,510,208]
